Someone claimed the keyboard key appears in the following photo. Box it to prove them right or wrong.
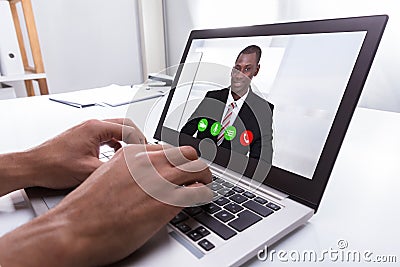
[214,197,229,206]
[184,207,203,216]
[224,203,244,214]
[213,177,225,183]
[228,210,262,232]
[212,191,220,200]
[99,157,108,162]
[226,190,235,197]
[254,196,267,204]
[188,230,202,241]
[243,191,256,198]
[195,226,210,237]
[243,200,273,217]
[214,210,235,222]
[102,151,114,158]
[229,194,248,204]
[218,188,235,197]
[202,203,221,214]
[198,239,215,251]
[266,202,281,211]
[232,186,244,193]
[209,182,223,191]
[170,212,188,225]
[176,223,191,233]
[194,213,237,240]
[222,181,234,188]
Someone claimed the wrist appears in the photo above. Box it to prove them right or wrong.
[0,151,38,196]
[0,208,81,267]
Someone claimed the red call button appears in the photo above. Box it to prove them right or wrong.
[240,130,253,146]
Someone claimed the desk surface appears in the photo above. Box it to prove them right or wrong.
[1,87,400,266]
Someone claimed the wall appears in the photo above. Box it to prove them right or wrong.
[31,0,144,94]
[163,0,280,68]
[163,0,400,113]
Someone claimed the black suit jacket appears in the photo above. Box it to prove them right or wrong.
[181,88,273,163]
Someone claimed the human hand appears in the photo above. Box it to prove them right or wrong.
[26,118,146,189]
[0,144,212,267]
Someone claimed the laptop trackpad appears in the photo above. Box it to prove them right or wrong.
[43,195,65,209]
[112,227,201,267]
[26,187,73,215]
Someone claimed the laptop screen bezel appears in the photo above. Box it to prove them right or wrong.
[154,15,388,211]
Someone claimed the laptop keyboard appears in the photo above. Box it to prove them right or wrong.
[169,175,281,253]
[99,147,115,162]
[99,146,282,253]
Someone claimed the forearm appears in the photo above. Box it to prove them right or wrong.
[0,151,38,197]
[0,209,80,267]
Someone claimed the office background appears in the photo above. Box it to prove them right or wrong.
[163,0,400,113]
[10,0,398,113]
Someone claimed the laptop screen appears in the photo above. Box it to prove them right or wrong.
[154,16,387,210]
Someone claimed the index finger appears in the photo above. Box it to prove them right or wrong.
[103,118,147,144]
[89,120,135,144]
[162,146,199,167]
[103,118,137,128]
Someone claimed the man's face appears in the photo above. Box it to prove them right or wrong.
[231,52,260,96]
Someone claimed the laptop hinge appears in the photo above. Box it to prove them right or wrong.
[209,162,288,202]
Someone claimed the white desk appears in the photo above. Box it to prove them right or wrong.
[1,87,400,266]
[0,86,165,235]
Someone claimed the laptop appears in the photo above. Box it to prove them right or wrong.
[26,15,387,267]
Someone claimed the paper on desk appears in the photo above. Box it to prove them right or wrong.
[49,84,164,108]
[102,84,164,107]
[49,88,102,107]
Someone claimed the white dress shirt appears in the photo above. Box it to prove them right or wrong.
[220,87,249,126]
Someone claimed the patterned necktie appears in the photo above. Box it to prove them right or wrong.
[217,102,236,145]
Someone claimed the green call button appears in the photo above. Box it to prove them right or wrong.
[224,126,236,141]
[210,122,222,136]
[198,118,208,132]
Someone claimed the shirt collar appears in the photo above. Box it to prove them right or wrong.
[227,86,250,110]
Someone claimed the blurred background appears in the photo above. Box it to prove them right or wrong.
[3,0,397,113]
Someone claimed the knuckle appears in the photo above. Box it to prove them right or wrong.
[124,127,135,138]
[181,146,198,159]
[136,148,161,166]
[135,154,149,167]
[124,118,134,126]
[83,119,101,128]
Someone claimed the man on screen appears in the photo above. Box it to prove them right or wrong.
[181,45,273,163]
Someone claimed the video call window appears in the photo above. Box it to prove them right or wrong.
[164,31,366,179]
